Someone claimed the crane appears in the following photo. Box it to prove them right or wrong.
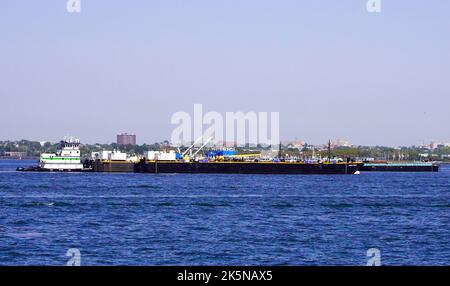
[192,136,213,157]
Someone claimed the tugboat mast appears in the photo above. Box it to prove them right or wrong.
[278,141,282,159]
[328,140,332,162]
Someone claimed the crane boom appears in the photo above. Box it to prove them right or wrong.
[192,137,213,157]
[182,136,203,156]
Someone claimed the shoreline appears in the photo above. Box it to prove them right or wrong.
[0,157,39,160]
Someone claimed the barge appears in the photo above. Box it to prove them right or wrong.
[89,159,361,175]
[91,159,135,173]
[360,162,440,172]
[134,160,361,175]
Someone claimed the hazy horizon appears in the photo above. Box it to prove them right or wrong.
[1,1,449,146]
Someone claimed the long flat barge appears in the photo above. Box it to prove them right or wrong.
[360,162,439,172]
[89,160,361,175]
[17,159,440,174]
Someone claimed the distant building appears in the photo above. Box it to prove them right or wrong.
[420,141,450,150]
[116,133,136,145]
[432,141,450,149]
[4,151,27,158]
[331,138,352,148]
[283,140,306,149]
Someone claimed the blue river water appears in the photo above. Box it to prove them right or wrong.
[0,159,449,266]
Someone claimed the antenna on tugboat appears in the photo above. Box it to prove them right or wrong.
[328,140,332,162]
[278,141,282,159]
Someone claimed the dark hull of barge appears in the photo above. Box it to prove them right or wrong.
[133,160,361,175]
[360,163,439,172]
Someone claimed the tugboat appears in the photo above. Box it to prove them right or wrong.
[17,137,85,172]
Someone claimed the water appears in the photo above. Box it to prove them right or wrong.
[0,159,449,265]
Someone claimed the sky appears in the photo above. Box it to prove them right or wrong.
[1,0,449,146]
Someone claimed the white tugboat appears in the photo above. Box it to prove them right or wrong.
[39,137,84,171]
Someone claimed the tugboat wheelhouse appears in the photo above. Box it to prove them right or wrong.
[39,137,83,171]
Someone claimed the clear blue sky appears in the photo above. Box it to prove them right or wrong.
[1,0,449,146]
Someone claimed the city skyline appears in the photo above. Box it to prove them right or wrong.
[1,134,449,149]
[1,1,449,146]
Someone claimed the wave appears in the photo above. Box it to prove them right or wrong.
[191,202,231,207]
[155,202,177,207]
[321,203,353,208]
[20,201,72,207]
[270,202,296,208]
